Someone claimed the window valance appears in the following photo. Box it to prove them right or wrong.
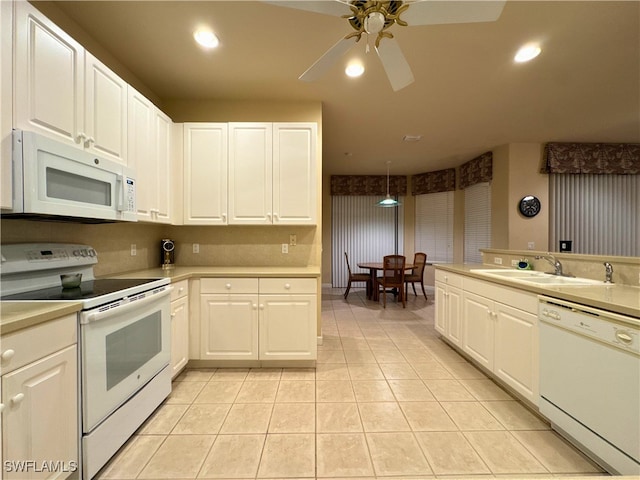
[543,142,640,174]
[458,152,492,189]
[411,168,456,195]
[330,175,407,196]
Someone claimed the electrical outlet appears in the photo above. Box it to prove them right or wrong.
[130,244,136,256]
[528,241,535,250]
[289,234,297,246]
[494,257,503,265]
[511,259,519,267]
[282,243,289,254]
[193,243,200,254]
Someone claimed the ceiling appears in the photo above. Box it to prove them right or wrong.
[42,0,639,176]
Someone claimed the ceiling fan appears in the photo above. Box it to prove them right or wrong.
[269,1,506,91]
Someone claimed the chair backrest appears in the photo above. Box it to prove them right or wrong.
[382,255,406,284]
[412,252,427,277]
[344,252,353,276]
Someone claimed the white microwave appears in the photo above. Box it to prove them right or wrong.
[7,129,137,222]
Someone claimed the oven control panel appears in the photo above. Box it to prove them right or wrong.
[0,243,98,275]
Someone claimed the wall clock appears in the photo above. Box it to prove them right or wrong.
[519,195,541,217]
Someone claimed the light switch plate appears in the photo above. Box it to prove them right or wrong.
[282,244,289,254]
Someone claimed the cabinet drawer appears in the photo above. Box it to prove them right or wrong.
[201,277,259,294]
[171,279,189,301]
[259,278,317,294]
[1,313,77,375]
[464,277,538,314]
[435,270,464,288]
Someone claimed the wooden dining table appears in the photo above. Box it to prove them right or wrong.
[357,261,415,301]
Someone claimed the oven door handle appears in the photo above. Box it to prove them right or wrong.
[81,287,173,324]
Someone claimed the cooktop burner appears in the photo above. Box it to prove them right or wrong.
[1,278,160,302]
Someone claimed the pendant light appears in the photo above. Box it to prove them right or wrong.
[377,161,400,207]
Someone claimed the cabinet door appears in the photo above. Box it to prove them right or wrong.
[14,1,84,146]
[259,294,317,360]
[183,123,228,225]
[200,294,258,360]
[1,0,12,209]
[494,303,538,404]
[128,86,154,221]
[154,109,172,223]
[446,286,463,347]
[228,123,272,224]
[85,52,128,164]
[434,282,447,336]
[272,123,317,225]
[2,345,78,480]
[171,296,189,378]
[462,291,494,370]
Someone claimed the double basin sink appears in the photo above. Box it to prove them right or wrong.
[471,268,605,286]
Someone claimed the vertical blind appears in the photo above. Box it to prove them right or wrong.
[550,174,639,256]
[464,182,492,263]
[332,195,404,288]
[414,191,454,263]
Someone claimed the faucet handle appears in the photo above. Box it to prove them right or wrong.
[603,262,614,283]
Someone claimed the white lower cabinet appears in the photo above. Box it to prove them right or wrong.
[199,277,317,361]
[435,271,540,406]
[434,271,463,347]
[170,280,190,377]
[1,314,78,480]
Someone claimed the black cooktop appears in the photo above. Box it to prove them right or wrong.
[1,278,160,302]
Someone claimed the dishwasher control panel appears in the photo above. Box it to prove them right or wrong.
[539,297,640,355]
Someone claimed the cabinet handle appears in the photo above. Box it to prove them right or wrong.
[284,283,291,290]
[225,283,232,289]
[178,287,184,293]
[171,312,176,318]
[86,136,95,145]
[259,304,264,310]
[253,303,258,309]
[10,393,25,406]
[222,213,227,221]
[1,349,15,361]
[267,213,272,221]
[76,132,87,144]
[273,213,279,221]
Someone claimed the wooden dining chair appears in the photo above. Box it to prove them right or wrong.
[343,252,370,299]
[405,252,428,300]
[375,255,406,308]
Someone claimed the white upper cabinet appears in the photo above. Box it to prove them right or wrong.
[14,2,128,165]
[1,0,12,210]
[84,51,128,163]
[128,86,172,223]
[14,1,84,146]
[183,122,318,226]
[183,123,228,225]
[273,123,317,225]
[228,123,273,225]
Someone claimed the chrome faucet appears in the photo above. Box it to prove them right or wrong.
[604,262,614,283]
[536,253,564,276]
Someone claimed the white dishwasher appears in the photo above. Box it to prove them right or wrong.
[538,295,640,475]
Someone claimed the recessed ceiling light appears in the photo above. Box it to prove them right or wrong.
[345,63,364,77]
[514,44,541,63]
[403,135,422,142]
[194,29,219,49]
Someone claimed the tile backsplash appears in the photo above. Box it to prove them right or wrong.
[1,219,320,277]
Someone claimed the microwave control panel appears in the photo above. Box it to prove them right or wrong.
[126,177,136,212]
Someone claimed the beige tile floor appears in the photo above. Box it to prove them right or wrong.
[96,286,606,479]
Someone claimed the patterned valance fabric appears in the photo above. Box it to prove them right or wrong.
[543,143,640,174]
[458,152,493,189]
[330,175,407,196]
[411,168,456,195]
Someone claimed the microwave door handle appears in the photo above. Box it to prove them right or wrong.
[80,287,173,324]
[116,173,125,212]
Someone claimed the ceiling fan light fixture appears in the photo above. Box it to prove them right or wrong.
[194,29,219,49]
[364,11,386,34]
[514,44,541,63]
[345,62,365,77]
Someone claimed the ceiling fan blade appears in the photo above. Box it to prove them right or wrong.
[299,36,358,82]
[375,38,415,91]
[264,0,352,17]
[402,0,506,26]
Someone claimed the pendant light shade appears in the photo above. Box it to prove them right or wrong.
[376,161,400,207]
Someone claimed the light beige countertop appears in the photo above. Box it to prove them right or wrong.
[437,264,640,321]
[0,301,82,336]
[109,265,322,282]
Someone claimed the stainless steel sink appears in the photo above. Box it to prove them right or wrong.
[470,268,605,286]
